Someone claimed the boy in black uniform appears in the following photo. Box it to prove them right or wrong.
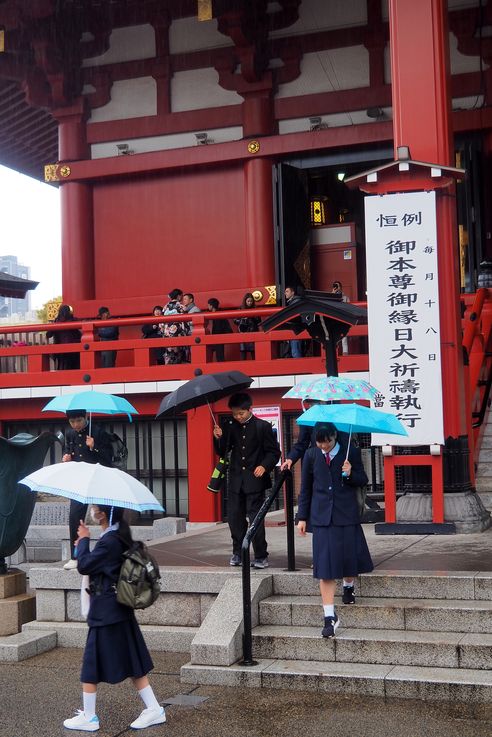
[62,410,113,570]
[213,392,280,568]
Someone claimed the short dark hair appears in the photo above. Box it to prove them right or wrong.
[208,298,219,309]
[315,423,337,442]
[183,293,194,301]
[66,409,87,419]
[98,306,110,316]
[228,392,252,410]
[169,288,183,300]
[152,305,163,313]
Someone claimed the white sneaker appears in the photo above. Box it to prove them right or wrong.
[130,706,166,730]
[63,710,99,731]
[63,559,78,570]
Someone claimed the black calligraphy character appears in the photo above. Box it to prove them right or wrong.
[388,274,415,290]
[385,240,416,255]
[391,344,418,360]
[388,257,417,272]
[401,212,422,227]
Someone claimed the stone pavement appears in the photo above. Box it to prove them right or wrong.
[1,648,490,737]
[149,516,492,573]
[3,519,492,737]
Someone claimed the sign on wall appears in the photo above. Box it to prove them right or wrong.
[365,190,444,446]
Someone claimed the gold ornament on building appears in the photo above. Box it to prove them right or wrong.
[44,164,60,182]
[59,165,71,178]
[247,140,260,154]
[46,298,63,322]
[252,290,263,302]
[264,285,277,305]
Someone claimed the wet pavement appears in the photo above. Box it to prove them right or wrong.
[4,517,492,736]
[1,648,490,737]
[149,517,492,573]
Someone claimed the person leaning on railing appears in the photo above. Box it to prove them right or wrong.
[46,304,81,371]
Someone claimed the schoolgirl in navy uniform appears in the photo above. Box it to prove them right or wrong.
[63,505,165,732]
[297,423,373,638]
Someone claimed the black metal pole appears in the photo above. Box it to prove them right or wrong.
[284,471,296,571]
[240,542,256,666]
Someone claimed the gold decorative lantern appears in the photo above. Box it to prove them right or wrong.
[310,196,327,226]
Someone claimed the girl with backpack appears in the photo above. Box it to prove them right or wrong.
[63,505,165,732]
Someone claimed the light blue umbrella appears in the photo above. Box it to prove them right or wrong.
[297,403,408,436]
[297,402,407,467]
[43,390,138,434]
[284,376,381,402]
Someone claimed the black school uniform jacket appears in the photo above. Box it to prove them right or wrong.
[77,532,132,627]
[64,424,113,467]
[297,444,368,527]
[214,415,281,494]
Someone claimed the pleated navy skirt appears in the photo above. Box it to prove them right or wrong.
[81,616,154,685]
[312,523,374,580]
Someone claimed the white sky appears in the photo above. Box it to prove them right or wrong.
[0,164,62,310]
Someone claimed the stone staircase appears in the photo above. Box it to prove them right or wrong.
[181,570,492,705]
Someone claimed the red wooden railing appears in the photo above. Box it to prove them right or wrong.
[0,306,369,389]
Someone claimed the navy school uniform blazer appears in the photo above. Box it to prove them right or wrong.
[77,532,132,627]
[297,444,368,527]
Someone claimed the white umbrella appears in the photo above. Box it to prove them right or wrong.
[20,462,164,513]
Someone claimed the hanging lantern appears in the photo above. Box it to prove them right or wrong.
[197,0,213,21]
[310,196,327,226]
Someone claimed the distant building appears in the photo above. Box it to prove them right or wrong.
[0,255,31,317]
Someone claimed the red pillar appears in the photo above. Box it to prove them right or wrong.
[55,101,95,303]
[186,406,221,522]
[389,0,467,440]
[244,157,276,288]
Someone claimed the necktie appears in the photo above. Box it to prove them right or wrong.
[325,453,330,465]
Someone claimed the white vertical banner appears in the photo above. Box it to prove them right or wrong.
[365,191,444,446]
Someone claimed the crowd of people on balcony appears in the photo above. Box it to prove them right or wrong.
[36,282,347,371]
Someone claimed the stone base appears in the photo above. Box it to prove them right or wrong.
[0,569,26,599]
[0,594,36,636]
[396,493,492,533]
[0,569,35,636]
[478,491,492,512]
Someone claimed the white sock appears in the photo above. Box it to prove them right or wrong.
[323,604,335,618]
[138,685,160,711]
[83,692,97,718]
[343,580,354,588]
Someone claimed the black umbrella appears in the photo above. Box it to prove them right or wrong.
[156,370,253,419]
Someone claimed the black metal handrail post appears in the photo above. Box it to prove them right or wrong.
[284,470,296,571]
[240,469,291,666]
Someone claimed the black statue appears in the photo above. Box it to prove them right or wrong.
[0,432,60,574]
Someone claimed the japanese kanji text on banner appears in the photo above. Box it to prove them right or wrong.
[365,191,444,446]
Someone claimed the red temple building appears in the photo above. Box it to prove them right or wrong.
[0,0,491,530]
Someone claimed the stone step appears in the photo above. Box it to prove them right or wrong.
[181,659,492,703]
[259,595,492,633]
[23,620,197,652]
[251,625,492,670]
[271,570,492,600]
[479,434,492,448]
[0,630,57,662]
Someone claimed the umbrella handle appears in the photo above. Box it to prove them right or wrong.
[342,425,352,477]
[206,400,217,427]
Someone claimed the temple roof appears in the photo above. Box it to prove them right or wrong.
[0,271,39,298]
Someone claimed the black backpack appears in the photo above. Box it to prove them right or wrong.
[116,540,161,610]
[108,432,128,470]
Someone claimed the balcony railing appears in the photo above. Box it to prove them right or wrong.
[0,306,370,388]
